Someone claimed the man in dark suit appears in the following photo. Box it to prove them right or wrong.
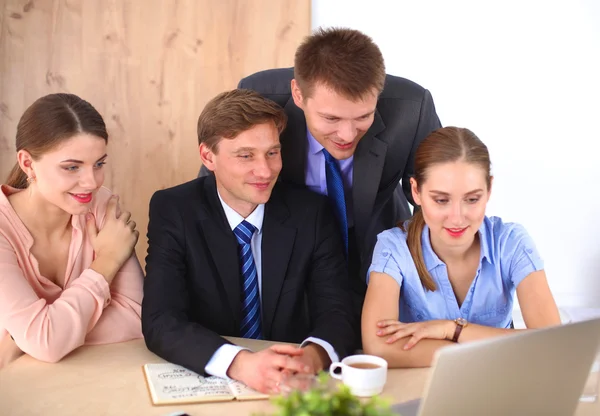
[143,89,356,394]
[237,28,442,325]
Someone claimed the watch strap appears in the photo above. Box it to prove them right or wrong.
[452,319,466,342]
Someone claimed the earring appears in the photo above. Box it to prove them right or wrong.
[26,176,36,184]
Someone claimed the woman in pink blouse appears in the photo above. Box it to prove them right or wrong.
[0,93,143,369]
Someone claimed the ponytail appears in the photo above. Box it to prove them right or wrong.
[6,163,28,189]
[400,209,437,291]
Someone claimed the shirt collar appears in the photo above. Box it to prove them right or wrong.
[217,191,264,234]
[421,220,493,272]
[307,129,324,155]
[477,217,493,265]
[421,225,445,272]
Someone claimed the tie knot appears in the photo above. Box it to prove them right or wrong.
[322,149,336,164]
[234,220,256,245]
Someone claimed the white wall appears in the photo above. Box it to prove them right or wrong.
[313,0,600,308]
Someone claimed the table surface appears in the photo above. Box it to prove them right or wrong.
[0,338,597,416]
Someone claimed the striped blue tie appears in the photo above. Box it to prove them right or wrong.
[323,149,349,255]
[234,220,262,340]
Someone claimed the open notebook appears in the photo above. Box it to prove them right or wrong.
[142,363,269,405]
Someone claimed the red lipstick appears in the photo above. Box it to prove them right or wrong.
[445,227,467,238]
[69,193,93,204]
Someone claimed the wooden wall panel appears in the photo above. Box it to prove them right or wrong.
[0,0,310,267]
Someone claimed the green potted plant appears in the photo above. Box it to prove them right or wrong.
[257,372,398,416]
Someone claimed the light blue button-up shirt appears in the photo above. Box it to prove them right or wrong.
[305,130,354,227]
[367,216,544,328]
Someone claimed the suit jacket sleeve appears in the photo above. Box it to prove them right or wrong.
[306,198,357,357]
[142,190,229,375]
[401,89,441,206]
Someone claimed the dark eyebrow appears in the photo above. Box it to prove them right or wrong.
[232,145,281,154]
[464,189,484,196]
[429,189,484,196]
[317,111,374,120]
[429,190,450,196]
[317,112,340,119]
[232,147,255,154]
[60,154,108,164]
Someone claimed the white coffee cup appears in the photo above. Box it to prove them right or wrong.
[329,354,388,397]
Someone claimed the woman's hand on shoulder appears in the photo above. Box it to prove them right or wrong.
[87,195,139,283]
[376,319,456,350]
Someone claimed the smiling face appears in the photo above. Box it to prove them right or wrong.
[291,80,378,160]
[412,160,492,252]
[19,133,108,215]
[200,122,282,217]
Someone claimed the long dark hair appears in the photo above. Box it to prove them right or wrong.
[402,127,492,291]
[6,93,108,189]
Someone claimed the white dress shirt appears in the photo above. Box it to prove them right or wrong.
[204,192,339,379]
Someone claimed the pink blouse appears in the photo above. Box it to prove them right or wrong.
[0,185,143,368]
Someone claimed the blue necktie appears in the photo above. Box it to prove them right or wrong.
[234,220,262,339]
[323,149,349,255]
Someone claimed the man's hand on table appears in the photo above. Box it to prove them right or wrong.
[294,343,330,373]
[226,344,312,394]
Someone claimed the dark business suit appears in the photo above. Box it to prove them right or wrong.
[142,175,356,375]
[237,68,441,311]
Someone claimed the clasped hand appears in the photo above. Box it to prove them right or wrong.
[228,344,320,394]
[376,319,456,349]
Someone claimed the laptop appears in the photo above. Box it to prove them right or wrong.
[392,318,600,416]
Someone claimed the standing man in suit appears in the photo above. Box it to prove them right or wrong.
[143,89,356,394]
[237,27,442,326]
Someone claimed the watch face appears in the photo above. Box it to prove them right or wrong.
[456,318,468,326]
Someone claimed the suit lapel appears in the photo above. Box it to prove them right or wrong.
[260,188,296,338]
[280,98,307,186]
[353,111,387,244]
[201,176,243,331]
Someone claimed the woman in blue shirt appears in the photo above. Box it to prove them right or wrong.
[362,127,561,368]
